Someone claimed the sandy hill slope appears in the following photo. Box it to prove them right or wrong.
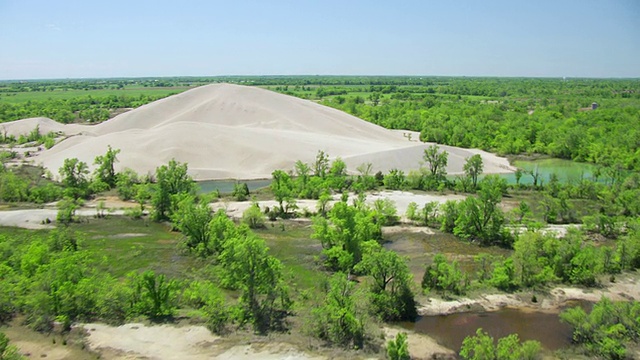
[7,84,512,180]
[0,117,88,138]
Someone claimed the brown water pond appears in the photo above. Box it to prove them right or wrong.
[402,309,573,352]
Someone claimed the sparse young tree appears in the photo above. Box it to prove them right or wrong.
[271,170,293,215]
[59,158,89,198]
[463,154,484,189]
[171,195,213,256]
[151,159,194,221]
[355,162,376,191]
[314,150,330,178]
[93,145,120,188]
[423,144,448,180]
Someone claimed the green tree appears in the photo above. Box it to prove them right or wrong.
[59,158,89,198]
[383,169,406,190]
[422,254,467,296]
[151,159,194,221]
[294,160,311,197]
[116,168,140,200]
[355,241,416,321]
[512,232,557,288]
[93,145,120,188]
[355,162,376,191]
[56,197,82,225]
[271,170,293,215]
[372,198,399,226]
[129,270,178,319]
[561,297,640,360]
[423,145,448,183]
[514,168,524,187]
[463,154,484,189]
[181,280,229,334]
[171,195,213,256]
[460,328,541,360]
[314,150,330,178]
[454,175,508,246]
[328,157,347,191]
[309,273,365,348]
[220,234,290,333]
[405,202,419,221]
[312,201,381,272]
[459,328,495,360]
[490,258,517,291]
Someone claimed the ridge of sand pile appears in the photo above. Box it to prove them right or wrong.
[8,84,513,180]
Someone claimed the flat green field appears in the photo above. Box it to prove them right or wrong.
[0,86,192,104]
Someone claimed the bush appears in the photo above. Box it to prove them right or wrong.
[387,332,410,360]
[460,328,541,360]
[124,207,143,219]
[242,204,265,229]
[232,183,250,201]
[422,254,468,296]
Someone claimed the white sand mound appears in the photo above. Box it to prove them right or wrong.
[0,117,88,138]
[7,84,513,180]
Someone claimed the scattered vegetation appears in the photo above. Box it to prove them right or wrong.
[1,76,639,358]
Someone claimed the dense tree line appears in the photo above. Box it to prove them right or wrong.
[268,78,640,172]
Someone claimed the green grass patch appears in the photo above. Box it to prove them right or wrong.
[68,216,196,278]
[254,220,326,294]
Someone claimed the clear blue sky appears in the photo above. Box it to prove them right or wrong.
[1,0,638,79]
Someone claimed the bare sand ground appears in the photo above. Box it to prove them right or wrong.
[81,323,326,360]
[384,327,456,360]
[0,196,139,230]
[3,84,514,181]
[80,322,457,360]
[418,271,640,316]
[213,190,466,220]
[0,190,458,229]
